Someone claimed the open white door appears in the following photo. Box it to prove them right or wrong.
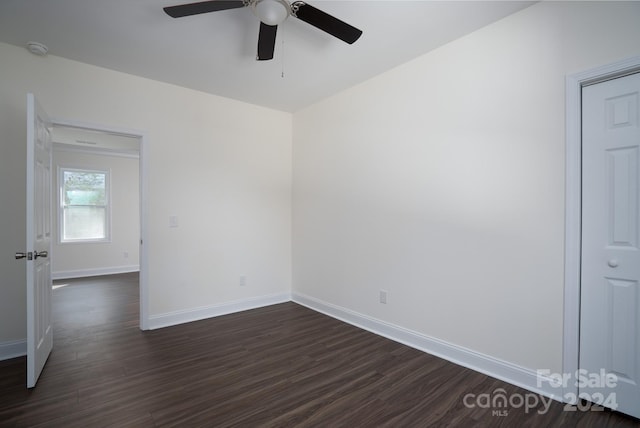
[580,72,640,418]
[24,93,53,388]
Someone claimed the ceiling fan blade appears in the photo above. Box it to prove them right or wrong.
[291,1,362,44]
[257,22,277,61]
[163,0,246,18]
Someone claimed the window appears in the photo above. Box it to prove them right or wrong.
[59,168,110,242]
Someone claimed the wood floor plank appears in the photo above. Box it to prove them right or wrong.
[0,273,638,427]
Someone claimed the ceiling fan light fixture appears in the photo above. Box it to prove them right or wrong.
[253,0,289,26]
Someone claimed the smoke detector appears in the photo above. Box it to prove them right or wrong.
[26,41,48,56]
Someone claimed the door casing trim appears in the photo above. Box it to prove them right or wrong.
[563,55,640,402]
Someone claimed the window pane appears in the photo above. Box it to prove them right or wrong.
[63,171,106,206]
[60,169,109,242]
[63,206,106,240]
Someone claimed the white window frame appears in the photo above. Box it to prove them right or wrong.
[58,166,111,244]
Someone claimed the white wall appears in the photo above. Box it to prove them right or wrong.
[0,42,292,347]
[52,149,140,278]
[292,0,640,376]
[3,0,638,394]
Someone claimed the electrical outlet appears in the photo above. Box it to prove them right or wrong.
[379,290,388,304]
[239,275,247,287]
[123,251,129,259]
[169,215,179,228]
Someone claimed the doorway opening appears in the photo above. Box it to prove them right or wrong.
[49,121,148,330]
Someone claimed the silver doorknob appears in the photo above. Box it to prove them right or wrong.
[608,259,619,268]
[34,250,48,259]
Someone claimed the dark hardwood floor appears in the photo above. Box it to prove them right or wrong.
[0,273,638,427]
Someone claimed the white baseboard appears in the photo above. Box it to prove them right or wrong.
[0,339,26,361]
[52,265,140,280]
[292,292,562,402]
[148,292,292,330]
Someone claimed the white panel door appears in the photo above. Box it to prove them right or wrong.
[26,93,53,388]
[581,72,640,418]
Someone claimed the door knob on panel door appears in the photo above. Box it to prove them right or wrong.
[34,251,48,259]
[607,259,619,268]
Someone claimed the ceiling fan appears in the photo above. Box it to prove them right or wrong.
[163,0,363,61]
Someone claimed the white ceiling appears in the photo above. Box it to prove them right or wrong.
[0,0,534,112]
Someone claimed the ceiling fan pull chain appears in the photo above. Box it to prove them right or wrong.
[281,39,285,78]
